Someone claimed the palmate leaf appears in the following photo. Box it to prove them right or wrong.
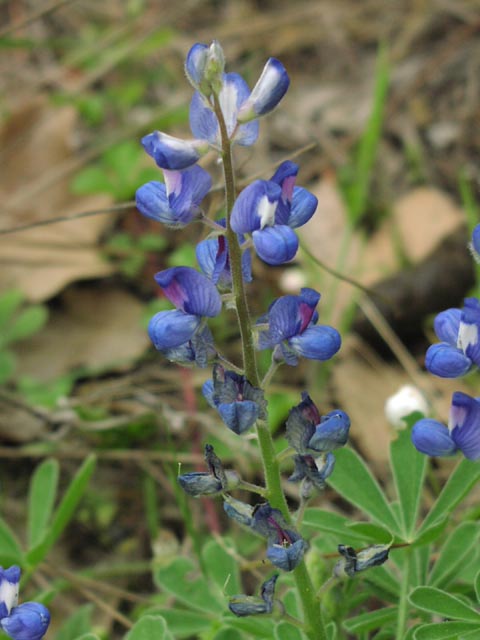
[409,586,480,623]
[390,427,427,539]
[302,508,374,545]
[419,459,480,534]
[202,537,241,595]
[413,621,480,640]
[27,458,59,549]
[327,448,400,535]
[428,522,479,588]
[126,615,173,640]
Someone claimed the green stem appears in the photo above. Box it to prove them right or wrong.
[212,96,327,640]
[396,547,412,640]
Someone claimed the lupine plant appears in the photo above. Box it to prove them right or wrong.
[132,41,480,640]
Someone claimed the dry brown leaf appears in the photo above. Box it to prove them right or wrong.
[14,285,151,381]
[0,99,115,301]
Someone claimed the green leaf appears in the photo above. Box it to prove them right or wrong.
[0,290,23,328]
[0,350,16,383]
[72,634,101,640]
[409,586,480,623]
[228,616,276,638]
[390,427,427,539]
[54,604,93,640]
[413,622,480,640]
[411,516,448,547]
[420,459,480,533]
[326,621,337,640]
[153,557,224,614]
[302,509,370,544]
[274,622,307,640]
[126,615,173,640]
[202,538,241,595]
[347,522,393,543]
[364,565,400,599]
[343,606,398,633]
[428,522,479,588]
[151,609,211,638]
[214,628,243,640]
[0,518,24,564]
[28,459,59,549]
[327,448,400,534]
[27,455,96,565]
[474,569,480,603]
[5,305,48,342]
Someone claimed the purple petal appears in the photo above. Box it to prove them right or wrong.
[425,343,472,378]
[433,308,461,345]
[184,43,209,87]
[459,297,480,366]
[231,180,281,234]
[237,58,290,122]
[154,267,222,317]
[253,225,298,265]
[266,538,306,571]
[289,325,341,361]
[288,186,318,228]
[189,91,220,144]
[148,310,200,350]
[165,165,212,214]
[135,181,171,223]
[0,603,50,640]
[411,419,457,457]
[141,132,208,170]
[267,289,319,344]
[217,400,260,434]
[450,392,480,460]
[270,161,298,224]
[220,73,259,145]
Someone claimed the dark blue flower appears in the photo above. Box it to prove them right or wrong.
[203,364,267,434]
[223,496,255,527]
[154,266,222,317]
[0,567,50,640]
[425,298,480,378]
[269,161,317,229]
[257,288,341,365]
[412,391,480,460]
[286,393,350,454]
[135,165,212,228]
[333,544,390,579]
[289,453,336,495]
[251,504,307,572]
[178,444,239,496]
[141,132,210,171]
[228,574,278,617]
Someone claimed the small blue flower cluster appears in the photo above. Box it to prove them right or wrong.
[135,41,361,616]
[412,224,480,460]
[0,566,50,640]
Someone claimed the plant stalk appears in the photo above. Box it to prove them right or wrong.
[213,95,327,640]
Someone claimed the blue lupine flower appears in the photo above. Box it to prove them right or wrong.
[223,496,255,527]
[412,391,480,460]
[269,161,318,229]
[196,222,252,288]
[135,165,212,229]
[185,41,225,95]
[0,567,50,640]
[203,364,267,434]
[148,267,221,363]
[229,574,278,617]
[425,298,480,378]
[258,288,341,365]
[141,131,210,171]
[333,544,390,579]
[178,444,239,496]
[251,504,307,572]
[237,57,290,122]
[286,392,350,454]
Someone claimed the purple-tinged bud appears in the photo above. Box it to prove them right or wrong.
[141,132,209,170]
[411,419,457,457]
[266,538,307,571]
[185,41,225,96]
[0,603,50,640]
[425,343,472,378]
[333,544,390,579]
[237,58,290,123]
[228,574,278,617]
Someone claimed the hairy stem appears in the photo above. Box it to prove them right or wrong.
[396,547,412,640]
[212,96,327,640]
